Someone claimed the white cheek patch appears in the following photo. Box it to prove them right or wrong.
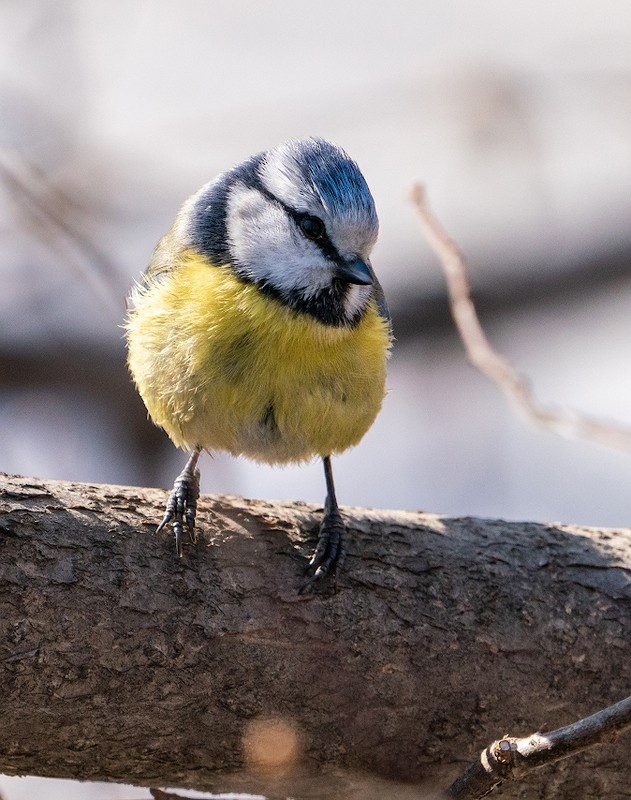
[226,183,332,295]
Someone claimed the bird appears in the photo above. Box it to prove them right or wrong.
[125,137,392,591]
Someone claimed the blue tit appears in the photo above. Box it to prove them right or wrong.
[125,137,392,591]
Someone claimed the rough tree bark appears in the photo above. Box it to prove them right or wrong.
[1,471,630,799]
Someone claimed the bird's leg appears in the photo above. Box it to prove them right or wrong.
[156,448,201,558]
[300,455,347,593]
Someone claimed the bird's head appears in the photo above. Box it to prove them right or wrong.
[186,137,380,326]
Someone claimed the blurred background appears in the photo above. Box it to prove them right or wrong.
[2,0,631,797]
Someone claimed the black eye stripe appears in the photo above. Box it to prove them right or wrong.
[293,211,341,264]
[253,181,345,268]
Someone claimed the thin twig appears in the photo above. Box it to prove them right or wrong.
[410,182,631,454]
[0,149,124,314]
[446,694,631,799]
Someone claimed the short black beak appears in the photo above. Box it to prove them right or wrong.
[334,258,373,286]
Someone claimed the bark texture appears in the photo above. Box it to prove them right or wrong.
[1,471,631,799]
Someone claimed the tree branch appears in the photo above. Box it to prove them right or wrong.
[410,183,631,454]
[1,472,631,799]
[447,694,631,799]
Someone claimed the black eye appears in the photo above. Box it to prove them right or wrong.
[299,215,325,240]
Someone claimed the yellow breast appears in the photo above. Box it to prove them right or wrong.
[126,252,391,463]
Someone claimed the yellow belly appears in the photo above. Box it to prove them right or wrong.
[126,252,391,463]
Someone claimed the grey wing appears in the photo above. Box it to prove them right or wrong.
[126,225,186,312]
[141,228,180,287]
[139,193,198,288]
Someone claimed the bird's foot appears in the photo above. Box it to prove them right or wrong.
[156,463,201,557]
[299,507,346,594]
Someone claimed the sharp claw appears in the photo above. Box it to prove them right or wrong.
[187,517,198,544]
[173,512,185,557]
[298,568,325,595]
[155,510,172,535]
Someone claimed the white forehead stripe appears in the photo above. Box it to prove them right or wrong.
[258,148,324,214]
